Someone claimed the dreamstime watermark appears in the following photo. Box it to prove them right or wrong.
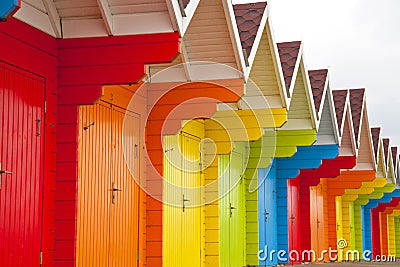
[258,239,396,263]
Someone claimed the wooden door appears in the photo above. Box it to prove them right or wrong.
[163,132,202,267]
[0,62,45,267]
[109,107,140,267]
[77,102,141,267]
[258,161,278,266]
[219,147,246,267]
[288,179,300,260]
[310,184,326,261]
[228,150,246,267]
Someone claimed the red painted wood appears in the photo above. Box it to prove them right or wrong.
[288,155,356,255]
[371,198,400,257]
[0,18,57,57]
[0,18,57,266]
[55,32,180,267]
[58,64,145,86]
[0,62,45,267]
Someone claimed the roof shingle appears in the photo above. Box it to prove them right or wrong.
[309,69,328,114]
[233,2,267,59]
[349,89,365,143]
[332,90,348,130]
[182,0,190,8]
[277,41,301,95]
[392,147,398,169]
[370,127,381,160]
[383,138,390,166]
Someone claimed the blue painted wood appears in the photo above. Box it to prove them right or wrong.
[258,161,278,266]
[362,189,400,255]
[0,0,19,21]
[258,144,338,265]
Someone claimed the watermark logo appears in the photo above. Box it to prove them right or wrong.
[258,239,396,263]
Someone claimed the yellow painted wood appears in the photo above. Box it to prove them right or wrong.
[207,108,287,152]
[249,27,285,108]
[336,196,345,261]
[336,196,357,261]
[391,212,400,257]
[343,178,386,196]
[387,214,396,256]
[163,120,205,267]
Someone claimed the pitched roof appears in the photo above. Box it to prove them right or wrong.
[383,138,390,165]
[182,0,190,8]
[332,90,348,130]
[370,127,381,160]
[349,89,365,143]
[309,69,328,114]
[233,1,268,58]
[392,147,398,169]
[277,41,301,94]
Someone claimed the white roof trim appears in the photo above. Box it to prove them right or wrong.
[166,0,200,36]
[359,104,376,170]
[324,84,340,144]
[96,0,114,35]
[42,0,61,38]
[266,18,288,108]
[300,57,318,129]
[222,0,247,78]
[247,3,268,70]
[377,137,388,178]
[339,94,357,156]
[286,42,302,99]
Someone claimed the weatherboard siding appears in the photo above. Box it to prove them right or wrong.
[184,0,237,66]
[248,29,282,107]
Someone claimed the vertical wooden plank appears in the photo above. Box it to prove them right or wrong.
[163,128,203,267]
[109,107,140,267]
[76,103,111,266]
[0,62,44,267]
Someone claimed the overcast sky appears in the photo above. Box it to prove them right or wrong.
[234,0,400,149]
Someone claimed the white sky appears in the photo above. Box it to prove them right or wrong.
[234,0,400,149]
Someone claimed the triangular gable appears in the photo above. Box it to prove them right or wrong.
[277,41,301,97]
[354,101,375,170]
[150,0,247,82]
[310,70,339,145]
[280,57,317,130]
[349,88,365,146]
[233,1,268,65]
[333,90,356,156]
[247,18,288,108]
[168,0,201,36]
[376,136,387,178]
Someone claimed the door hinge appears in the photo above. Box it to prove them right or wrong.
[40,251,43,265]
[137,250,140,261]
[44,101,47,114]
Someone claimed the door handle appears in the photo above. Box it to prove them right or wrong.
[183,194,190,212]
[112,182,122,204]
[135,144,139,158]
[36,119,41,136]
[229,203,236,218]
[0,162,12,189]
